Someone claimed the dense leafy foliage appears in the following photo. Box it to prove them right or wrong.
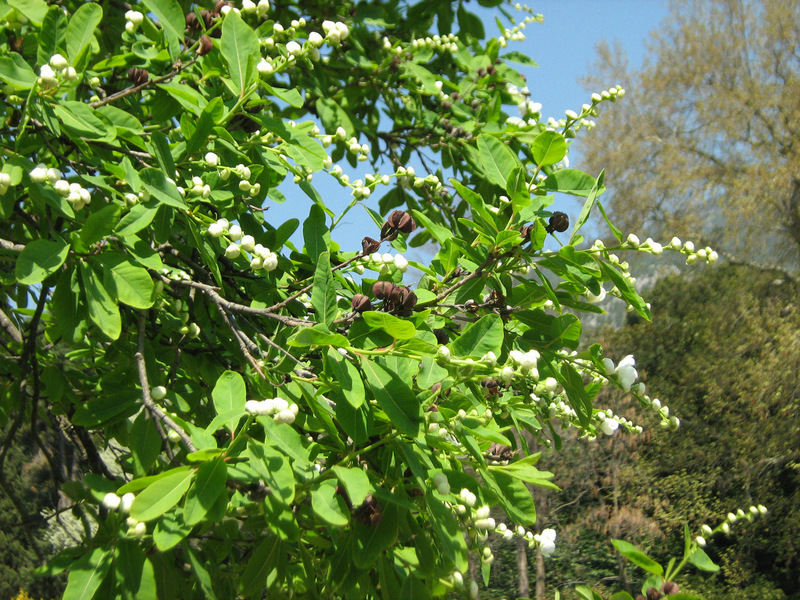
[0,0,730,598]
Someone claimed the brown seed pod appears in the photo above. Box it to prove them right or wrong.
[546,211,569,233]
[645,588,663,600]
[200,10,216,29]
[372,280,395,300]
[433,328,449,345]
[392,287,417,311]
[520,224,534,240]
[215,0,233,11]
[661,582,679,595]
[353,494,382,527]
[351,294,372,313]
[197,35,214,56]
[127,67,149,85]
[379,221,398,241]
[397,213,417,234]
[361,236,381,255]
[185,12,200,31]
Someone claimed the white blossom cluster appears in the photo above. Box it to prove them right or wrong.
[496,14,541,47]
[696,504,768,547]
[37,54,77,89]
[206,217,279,272]
[320,127,370,163]
[407,32,459,53]
[30,165,93,210]
[102,492,146,537]
[361,252,409,275]
[124,10,144,34]
[245,397,299,424]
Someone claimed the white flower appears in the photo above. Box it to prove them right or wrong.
[285,40,302,55]
[240,235,256,252]
[125,10,144,25]
[518,350,539,371]
[708,250,719,264]
[130,521,147,538]
[308,31,324,47]
[29,164,48,183]
[49,54,68,70]
[599,417,619,436]
[208,222,225,237]
[228,224,243,241]
[539,528,557,556]
[684,240,695,252]
[499,366,515,384]
[544,377,558,393]
[615,355,638,392]
[120,493,135,514]
[241,0,257,14]
[669,236,682,250]
[257,58,274,75]
[102,492,121,510]
[565,109,578,119]
[436,345,451,363]
[204,152,219,166]
[274,408,296,424]
[452,571,463,587]
[626,233,640,248]
[257,0,270,17]
[696,536,706,547]
[62,67,77,81]
[459,488,476,507]
[701,524,713,536]
[394,254,408,272]
[150,385,167,400]
[225,243,241,259]
[586,286,606,303]
[262,251,279,271]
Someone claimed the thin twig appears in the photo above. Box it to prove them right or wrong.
[215,304,266,379]
[90,59,197,109]
[0,307,22,344]
[135,311,197,453]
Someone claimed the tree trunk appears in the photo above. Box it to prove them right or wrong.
[517,537,530,598]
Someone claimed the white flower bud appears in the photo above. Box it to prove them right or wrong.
[29,164,48,183]
[286,40,302,55]
[394,254,408,272]
[262,251,279,272]
[626,233,640,248]
[228,224,243,240]
[257,0,270,17]
[207,222,225,237]
[242,0,257,14]
[257,58,274,75]
[225,243,241,259]
[544,377,558,393]
[150,385,167,400]
[308,31,324,47]
[204,152,219,166]
[55,179,71,195]
[120,493,135,514]
[240,235,256,252]
[102,492,121,510]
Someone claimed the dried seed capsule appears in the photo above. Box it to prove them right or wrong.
[372,280,395,300]
[197,35,214,56]
[186,12,200,31]
[380,221,398,241]
[661,582,679,595]
[546,211,569,233]
[351,294,372,313]
[362,236,381,254]
[128,67,149,85]
[433,329,449,345]
[392,287,417,310]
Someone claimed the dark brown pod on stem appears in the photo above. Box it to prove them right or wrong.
[362,236,381,254]
[197,35,214,56]
[380,221,398,241]
[351,294,372,313]
[128,67,149,85]
[661,582,679,595]
[372,280,395,300]
[546,211,569,233]
[392,287,417,311]
[646,588,663,600]
[186,12,200,31]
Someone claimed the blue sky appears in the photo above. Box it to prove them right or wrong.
[269,1,669,253]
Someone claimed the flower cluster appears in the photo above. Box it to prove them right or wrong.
[245,397,299,424]
[496,14,541,47]
[206,218,279,272]
[37,54,77,89]
[407,32,459,54]
[696,504,768,546]
[124,10,144,34]
[102,492,146,537]
[30,165,93,210]
[361,252,409,275]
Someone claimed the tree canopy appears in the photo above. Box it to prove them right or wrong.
[0,0,743,599]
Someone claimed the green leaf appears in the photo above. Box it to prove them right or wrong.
[149,131,175,178]
[361,311,417,340]
[288,324,350,348]
[141,0,185,62]
[130,468,196,522]
[326,348,365,408]
[15,239,69,284]
[239,534,282,596]
[53,101,114,141]
[303,203,329,261]
[532,130,567,167]
[361,360,421,436]
[182,97,224,160]
[62,547,112,600]
[451,179,497,232]
[477,134,520,189]
[311,251,337,327]
[569,171,605,245]
[71,394,139,428]
[269,84,305,108]
[8,0,48,25]
[333,466,372,507]
[66,3,102,67]
[481,468,537,525]
[688,547,720,572]
[80,204,121,247]
[102,257,154,309]
[183,458,227,525]
[38,6,68,67]
[211,371,246,430]
[543,168,599,197]
[220,10,259,96]
[116,205,158,236]
[0,54,37,89]
[426,496,469,572]
[600,261,650,320]
[610,593,635,600]
[140,168,187,209]
[130,412,161,477]
[311,479,350,527]
[352,502,400,568]
[611,539,664,576]
[502,50,538,67]
[247,441,296,504]
[79,263,121,340]
[451,314,503,358]
[489,456,559,490]
[153,508,193,551]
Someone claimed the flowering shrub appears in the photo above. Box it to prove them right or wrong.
[0,0,730,598]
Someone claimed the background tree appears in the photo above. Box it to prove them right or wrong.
[581,0,800,276]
